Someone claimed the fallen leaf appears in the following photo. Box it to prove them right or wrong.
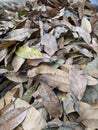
[0,41,16,51]
[77,108,98,128]
[15,46,42,59]
[5,28,35,41]
[69,67,87,100]
[40,74,70,92]
[0,49,8,62]
[83,57,98,78]
[5,72,28,83]
[0,107,27,130]
[22,106,46,130]
[41,33,58,56]
[75,27,91,44]
[38,82,62,118]
[12,56,25,72]
[81,17,92,33]
[27,64,68,77]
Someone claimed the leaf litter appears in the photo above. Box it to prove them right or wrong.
[0,0,98,130]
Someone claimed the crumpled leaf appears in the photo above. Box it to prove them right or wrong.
[5,28,35,41]
[69,67,87,100]
[0,107,27,130]
[41,33,58,56]
[15,46,42,59]
[38,82,62,118]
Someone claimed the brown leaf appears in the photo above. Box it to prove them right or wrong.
[69,67,87,100]
[22,106,46,130]
[27,64,68,77]
[41,34,58,56]
[0,107,27,130]
[0,41,16,51]
[5,28,35,41]
[12,56,25,72]
[40,74,70,92]
[38,82,62,118]
[5,72,28,83]
[77,108,98,128]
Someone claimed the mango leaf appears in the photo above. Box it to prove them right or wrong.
[5,28,35,41]
[15,46,42,59]
[39,82,62,118]
[69,67,87,100]
[0,107,27,130]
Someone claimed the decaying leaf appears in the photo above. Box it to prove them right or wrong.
[69,67,87,100]
[38,82,62,118]
[15,46,42,59]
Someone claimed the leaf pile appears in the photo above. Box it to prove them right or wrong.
[0,0,98,130]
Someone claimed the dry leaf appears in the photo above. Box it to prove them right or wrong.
[12,56,25,72]
[5,28,35,41]
[0,107,27,130]
[39,82,62,118]
[27,64,68,77]
[0,41,16,51]
[77,108,98,128]
[81,17,92,33]
[0,49,8,62]
[5,72,28,83]
[22,106,46,130]
[75,27,91,44]
[41,33,58,56]
[40,74,70,92]
[15,46,42,59]
[69,67,87,100]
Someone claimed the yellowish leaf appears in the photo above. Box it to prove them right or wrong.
[15,46,42,59]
